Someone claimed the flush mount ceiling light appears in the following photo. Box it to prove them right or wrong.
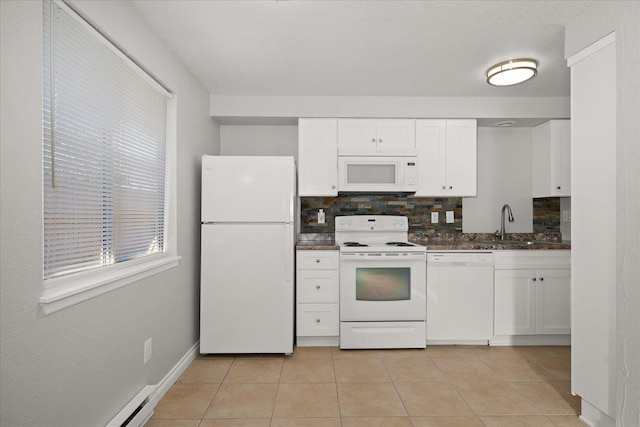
[495,120,516,127]
[487,59,537,86]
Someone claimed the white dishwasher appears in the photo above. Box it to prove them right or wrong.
[426,252,494,344]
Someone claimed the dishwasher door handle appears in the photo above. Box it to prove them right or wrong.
[428,262,493,267]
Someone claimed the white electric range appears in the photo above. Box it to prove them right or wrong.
[335,215,427,349]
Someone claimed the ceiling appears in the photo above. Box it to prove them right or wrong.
[131,0,594,99]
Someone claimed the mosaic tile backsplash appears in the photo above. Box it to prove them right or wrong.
[533,197,561,234]
[300,194,462,233]
[300,194,563,236]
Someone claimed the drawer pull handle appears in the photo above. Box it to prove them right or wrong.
[315,319,321,323]
[315,285,321,289]
[315,259,320,263]
[539,277,544,281]
[532,277,537,281]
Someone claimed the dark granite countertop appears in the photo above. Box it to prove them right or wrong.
[296,233,571,251]
[410,232,571,251]
[412,240,571,251]
[296,233,339,250]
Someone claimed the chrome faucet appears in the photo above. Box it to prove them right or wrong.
[495,204,515,240]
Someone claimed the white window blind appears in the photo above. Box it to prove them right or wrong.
[43,0,170,280]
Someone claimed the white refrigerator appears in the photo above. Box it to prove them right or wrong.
[200,155,295,354]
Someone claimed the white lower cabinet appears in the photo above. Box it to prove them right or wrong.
[534,269,571,334]
[493,251,571,343]
[297,304,339,336]
[296,250,339,346]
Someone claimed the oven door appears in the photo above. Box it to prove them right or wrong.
[340,252,426,321]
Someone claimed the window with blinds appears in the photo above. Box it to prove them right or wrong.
[43,0,171,280]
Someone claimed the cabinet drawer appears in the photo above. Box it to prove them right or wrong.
[297,251,339,270]
[297,270,339,303]
[494,250,570,270]
[297,304,339,336]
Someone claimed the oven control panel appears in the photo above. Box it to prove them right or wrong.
[341,251,426,260]
[336,215,407,231]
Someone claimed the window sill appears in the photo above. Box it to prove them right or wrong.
[40,255,181,315]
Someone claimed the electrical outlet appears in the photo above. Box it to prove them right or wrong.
[431,212,439,223]
[144,338,152,364]
[562,210,571,222]
[446,211,455,223]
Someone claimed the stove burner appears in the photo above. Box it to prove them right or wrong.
[343,242,369,247]
[385,242,415,247]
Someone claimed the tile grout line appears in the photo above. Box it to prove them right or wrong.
[330,346,346,423]
[151,346,577,426]
[381,355,413,420]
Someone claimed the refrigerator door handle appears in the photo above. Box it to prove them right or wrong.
[288,162,295,222]
[285,225,292,283]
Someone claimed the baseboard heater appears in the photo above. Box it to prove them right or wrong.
[106,385,155,427]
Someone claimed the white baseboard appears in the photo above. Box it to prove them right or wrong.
[579,398,616,427]
[296,336,339,347]
[427,340,490,346]
[490,335,571,346]
[149,341,199,409]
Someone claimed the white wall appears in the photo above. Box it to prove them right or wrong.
[0,1,218,426]
[220,125,297,158]
[565,2,640,425]
[462,128,533,233]
[210,95,569,122]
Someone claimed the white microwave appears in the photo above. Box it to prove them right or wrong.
[338,156,418,193]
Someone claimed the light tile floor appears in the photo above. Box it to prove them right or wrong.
[148,345,585,427]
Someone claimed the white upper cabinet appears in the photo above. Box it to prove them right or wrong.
[298,118,338,196]
[532,119,571,197]
[415,119,477,197]
[338,119,416,155]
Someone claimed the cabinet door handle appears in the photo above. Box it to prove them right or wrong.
[315,318,321,323]
[532,277,537,281]
[441,185,446,190]
[331,185,335,189]
[556,186,561,190]
[539,277,544,281]
[371,138,376,143]
[315,259,320,263]
[449,186,453,190]
[378,138,382,143]
[315,285,321,289]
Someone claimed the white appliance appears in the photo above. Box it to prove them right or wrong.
[336,215,427,349]
[426,252,494,344]
[337,156,418,193]
[200,155,295,354]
